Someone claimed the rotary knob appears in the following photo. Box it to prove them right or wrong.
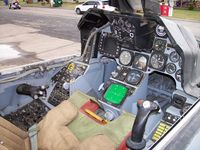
[111,71,118,78]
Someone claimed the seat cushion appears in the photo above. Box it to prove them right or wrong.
[39,100,78,127]
[80,134,116,150]
[0,117,30,150]
[38,100,80,150]
[37,98,118,150]
[38,125,80,150]
[0,144,9,150]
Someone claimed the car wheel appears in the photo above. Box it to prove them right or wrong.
[76,8,81,14]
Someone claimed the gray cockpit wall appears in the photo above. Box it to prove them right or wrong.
[108,0,200,97]
[161,18,200,98]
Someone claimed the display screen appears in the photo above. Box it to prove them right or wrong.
[99,35,120,57]
[103,37,118,57]
[104,84,128,105]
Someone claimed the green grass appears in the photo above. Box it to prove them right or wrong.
[0,0,4,6]
[18,0,49,8]
[19,2,78,9]
[21,2,50,8]
[172,9,200,20]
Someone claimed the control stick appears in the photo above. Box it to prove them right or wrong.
[126,100,159,150]
[16,84,48,99]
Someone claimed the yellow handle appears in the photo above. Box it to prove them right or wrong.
[84,109,108,124]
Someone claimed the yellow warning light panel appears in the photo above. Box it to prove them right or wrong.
[152,121,171,142]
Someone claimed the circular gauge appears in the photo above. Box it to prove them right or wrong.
[133,54,148,71]
[150,53,166,70]
[166,63,176,74]
[126,70,143,85]
[170,51,180,63]
[119,51,133,66]
[129,32,134,38]
[175,69,182,82]
[153,38,167,52]
[179,57,182,68]
[156,25,166,37]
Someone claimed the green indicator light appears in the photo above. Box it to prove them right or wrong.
[104,84,128,105]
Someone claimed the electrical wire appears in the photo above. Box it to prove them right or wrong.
[81,22,111,57]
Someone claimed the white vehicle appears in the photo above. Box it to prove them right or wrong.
[75,0,116,14]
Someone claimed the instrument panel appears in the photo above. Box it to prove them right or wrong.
[111,17,135,44]
[98,19,183,88]
[111,66,144,86]
[98,15,136,58]
[52,62,87,83]
[115,38,182,86]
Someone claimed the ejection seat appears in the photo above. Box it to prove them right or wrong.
[0,91,134,150]
[0,92,120,150]
[37,94,116,150]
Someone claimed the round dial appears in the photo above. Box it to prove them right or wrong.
[166,63,176,74]
[170,51,180,63]
[126,70,143,85]
[154,38,167,52]
[156,25,166,37]
[150,53,166,70]
[133,54,148,70]
[119,51,132,66]
[175,69,182,82]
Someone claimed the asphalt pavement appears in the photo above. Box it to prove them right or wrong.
[0,7,82,70]
[0,7,81,41]
[0,7,200,70]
